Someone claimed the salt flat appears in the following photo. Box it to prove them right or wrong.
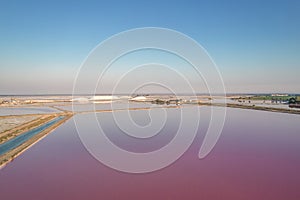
[0,115,39,133]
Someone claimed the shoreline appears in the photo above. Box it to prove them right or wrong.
[0,114,58,145]
[0,113,73,169]
[198,102,300,115]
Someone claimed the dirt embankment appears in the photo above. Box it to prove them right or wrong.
[198,102,300,115]
[0,113,73,169]
[0,114,58,145]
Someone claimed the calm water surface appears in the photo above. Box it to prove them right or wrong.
[0,107,60,116]
[57,101,161,112]
[0,107,299,200]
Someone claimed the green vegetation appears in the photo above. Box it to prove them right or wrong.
[250,95,292,101]
[232,95,296,102]
[152,99,167,105]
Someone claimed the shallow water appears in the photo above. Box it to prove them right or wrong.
[0,107,60,116]
[0,107,299,200]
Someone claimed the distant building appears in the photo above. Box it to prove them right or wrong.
[24,100,33,104]
[271,94,288,97]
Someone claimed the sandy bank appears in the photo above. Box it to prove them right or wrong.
[0,113,73,169]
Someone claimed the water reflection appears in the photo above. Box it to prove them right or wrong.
[0,107,300,199]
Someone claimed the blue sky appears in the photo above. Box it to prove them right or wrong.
[0,0,299,94]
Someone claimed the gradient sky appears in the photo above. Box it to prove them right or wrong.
[0,0,299,94]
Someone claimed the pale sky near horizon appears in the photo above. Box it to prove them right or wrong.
[0,0,299,94]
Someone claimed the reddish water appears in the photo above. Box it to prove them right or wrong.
[0,107,300,200]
